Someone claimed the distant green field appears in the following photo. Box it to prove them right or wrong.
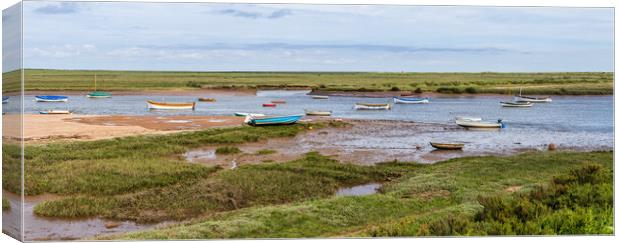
[1,69,614,95]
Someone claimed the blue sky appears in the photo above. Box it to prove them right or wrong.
[3,1,614,72]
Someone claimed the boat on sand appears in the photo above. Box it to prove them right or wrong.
[39,110,72,115]
[245,114,303,126]
[456,119,504,129]
[198,98,216,102]
[430,142,464,150]
[455,116,482,122]
[234,112,265,117]
[354,103,391,110]
[147,100,196,110]
[305,110,332,116]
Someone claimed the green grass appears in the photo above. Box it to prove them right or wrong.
[2,198,10,210]
[96,150,611,239]
[215,146,242,155]
[3,121,344,196]
[256,149,277,155]
[2,69,613,95]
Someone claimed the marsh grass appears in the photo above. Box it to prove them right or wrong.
[2,198,10,210]
[256,149,277,155]
[6,69,613,95]
[97,151,612,239]
[215,146,241,155]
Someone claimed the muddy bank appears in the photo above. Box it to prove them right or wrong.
[11,89,256,97]
[1,191,170,241]
[2,114,244,143]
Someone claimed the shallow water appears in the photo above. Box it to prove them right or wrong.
[335,183,382,196]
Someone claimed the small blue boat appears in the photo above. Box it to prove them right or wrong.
[246,114,303,126]
[2,97,8,104]
[35,95,68,102]
[393,97,430,104]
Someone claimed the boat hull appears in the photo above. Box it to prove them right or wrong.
[393,97,429,104]
[39,110,71,115]
[354,103,391,110]
[455,116,482,122]
[430,142,464,150]
[235,112,265,117]
[198,98,216,102]
[311,95,329,99]
[247,115,303,126]
[500,101,533,107]
[305,111,332,116]
[147,100,195,110]
[456,120,503,128]
[35,96,68,102]
[513,96,552,103]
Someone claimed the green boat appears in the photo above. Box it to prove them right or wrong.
[86,74,111,98]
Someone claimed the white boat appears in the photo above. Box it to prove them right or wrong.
[456,119,504,129]
[354,103,391,110]
[455,116,482,122]
[500,101,533,107]
[513,88,551,103]
[39,110,71,115]
[311,95,329,99]
[393,97,430,104]
[305,110,332,116]
[147,100,195,110]
[234,112,265,117]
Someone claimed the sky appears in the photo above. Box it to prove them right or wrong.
[2,1,614,72]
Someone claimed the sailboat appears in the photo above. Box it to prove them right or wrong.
[513,88,551,103]
[87,74,112,98]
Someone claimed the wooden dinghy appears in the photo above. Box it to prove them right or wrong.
[354,103,391,110]
[393,97,430,104]
[500,101,533,107]
[245,114,303,126]
[35,95,68,102]
[311,95,329,99]
[271,100,286,104]
[305,110,332,116]
[147,100,196,110]
[39,110,72,115]
[198,98,216,102]
[430,142,464,150]
[456,119,504,129]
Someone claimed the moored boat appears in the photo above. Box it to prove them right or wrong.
[87,91,111,98]
[430,142,464,150]
[39,110,71,115]
[354,103,391,110]
[35,95,68,102]
[500,101,533,107]
[198,98,216,102]
[513,95,552,103]
[305,110,332,116]
[455,116,482,122]
[245,114,303,126]
[456,119,504,129]
[234,112,265,117]
[311,95,329,99]
[393,97,430,104]
[271,100,286,104]
[147,100,196,110]
[2,97,8,103]
[262,103,277,107]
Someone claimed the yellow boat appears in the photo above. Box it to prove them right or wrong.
[430,142,464,150]
[198,98,216,102]
[147,100,196,110]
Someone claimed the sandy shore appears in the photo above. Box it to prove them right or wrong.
[2,114,245,143]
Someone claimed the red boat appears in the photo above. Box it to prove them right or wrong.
[263,103,277,107]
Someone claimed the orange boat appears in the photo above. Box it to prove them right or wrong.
[147,100,196,110]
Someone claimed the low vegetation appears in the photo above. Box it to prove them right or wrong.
[2,198,10,210]
[3,69,612,95]
[215,146,242,155]
[88,151,612,239]
[256,149,277,155]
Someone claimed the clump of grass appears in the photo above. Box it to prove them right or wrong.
[256,149,277,155]
[215,146,241,155]
[2,198,10,210]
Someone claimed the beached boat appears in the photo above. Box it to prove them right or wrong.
[245,114,303,126]
[87,91,111,98]
[500,101,533,107]
[305,110,332,116]
[262,103,277,107]
[2,97,8,104]
[198,98,216,102]
[513,88,551,103]
[147,100,196,110]
[35,95,68,102]
[430,142,464,150]
[271,100,286,104]
[234,112,265,117]
[311,95,329,99]
[456,119,504,129]
[455,116,482,122]
[354,103,391,110]
[393,97,430,104]
[39,110,71,115]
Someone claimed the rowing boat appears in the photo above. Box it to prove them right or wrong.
[311,95,329,99]
[39,110,71,115]
[430,142,464,150]
[263,103,277,107]
[35,95,68,102]
[245,114,303,126]
[271,100,286,104]
[305,110,332,116]
[234,112,265,117]
[198,98,216,102]
[87,91,111,98]
[456,119,504,128]
[2,97,8,104]
[500,101,533,107]
[354,103,391,110]
[393,97,430,104]
[147,100,196,110]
